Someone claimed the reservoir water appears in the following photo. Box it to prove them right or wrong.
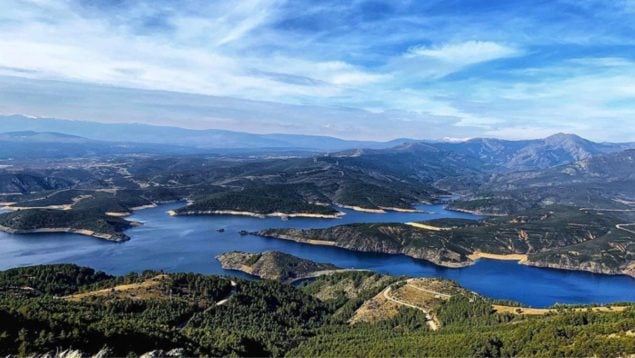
[1,202,633,307]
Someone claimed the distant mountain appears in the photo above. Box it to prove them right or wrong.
[329,134,635,182]
[0,130,208,159]
[0,131,90,143]
[0,115,412,152]
[484,148,635,190]
[429,133,634,171]
[330,141,483,182]
[2,115,633,170]
[449,149,635,214]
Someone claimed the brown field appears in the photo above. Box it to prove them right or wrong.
[349,278,459,327]
[65,274,170,301]
[349,289,402,324]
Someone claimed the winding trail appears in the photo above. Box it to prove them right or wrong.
[616,223,635,235]
[381,282,441,331]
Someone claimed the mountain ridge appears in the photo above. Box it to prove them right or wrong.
[0,114,414,152]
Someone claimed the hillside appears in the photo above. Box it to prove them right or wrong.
[433,133,635,171]
[173,185,341,218]
[216,251,339,283]
[258,206,634,277]
[448,149,635,214]
[0,264,633,357]
[0,208,134,241]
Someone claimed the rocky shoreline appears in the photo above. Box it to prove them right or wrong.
[256,231,635,278]
[525,259,635,279]
[0,224,129,242]
[445,207,507,216]
[256,231,473,268]
[169,209,345,219]
[216,251,342,283]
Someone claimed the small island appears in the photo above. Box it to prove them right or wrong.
[216,251,354,283]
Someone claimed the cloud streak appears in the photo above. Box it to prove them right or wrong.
[0,0,634,141]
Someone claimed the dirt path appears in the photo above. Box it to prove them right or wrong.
[382,285,439,331]
[616,223,635,235]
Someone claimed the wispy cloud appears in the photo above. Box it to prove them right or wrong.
[0,0,634,141]
[405,41,520,65]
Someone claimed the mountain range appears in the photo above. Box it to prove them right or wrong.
[1,115,634,173]
[0,115,411,152]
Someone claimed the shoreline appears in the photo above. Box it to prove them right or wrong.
[378,206,422,213]
[0,224,129,242]
[336,204,425,214]
[257,232,470,268]
[492,304,630,315]
[216,252,368,284]
[105,204,158,218]
[468,251,529,263]
[258,234,337,247]
[524,260,635,279]
[168,209,345,219]
[1,204,72,211]
[446,207,506,216]
[337,204,385,213]
[256,233,634,279]
[405,222,451,231]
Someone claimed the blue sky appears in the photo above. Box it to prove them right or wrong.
[1,0,634,141]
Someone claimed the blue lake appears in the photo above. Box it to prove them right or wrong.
[1,202,633,307]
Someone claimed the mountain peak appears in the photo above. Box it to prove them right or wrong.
[393,141,439,152]
[544,133,586,143]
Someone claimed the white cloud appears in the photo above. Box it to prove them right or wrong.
[0,1,634,141]
[0,0,383,105]
[405,41,520,65]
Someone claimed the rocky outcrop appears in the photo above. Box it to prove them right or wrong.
[526,256,635,279]
[216,251,339,283]
[258,211,633,277]
[0,224,129,242]
[34,347,185,358]
[169,209,344,219]
[258,227,473,268]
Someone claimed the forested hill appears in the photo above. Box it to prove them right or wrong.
[1,264,633,357]
[216,251,339,283]
[259,206,635,278]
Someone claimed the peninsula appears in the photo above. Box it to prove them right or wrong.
[258,206,635,278]
[216,251,347,283]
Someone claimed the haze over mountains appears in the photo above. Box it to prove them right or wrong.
[0,115,411,153]
[2,115,633,173]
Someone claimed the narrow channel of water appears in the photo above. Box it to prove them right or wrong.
[1,202,633,307]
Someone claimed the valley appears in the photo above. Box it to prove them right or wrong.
[0,130,634,307]
[5,1,635,355]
